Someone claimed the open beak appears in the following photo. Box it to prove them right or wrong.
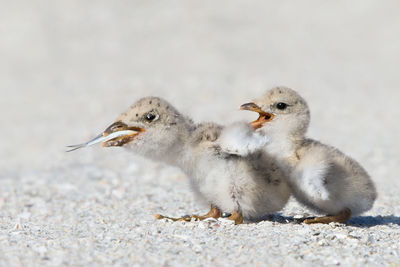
[240,103,274,130]
[101,121,145,147]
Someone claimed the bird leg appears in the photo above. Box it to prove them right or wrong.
[303,208,351,224]
[191,205,222,220]
[154,214,192,222]
[227,211,244,225]
[155,205,222,222]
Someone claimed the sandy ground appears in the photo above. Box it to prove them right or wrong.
[1,1,400,266]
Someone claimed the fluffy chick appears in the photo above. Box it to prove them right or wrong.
[101,96,291,224]
[238,87,377,224]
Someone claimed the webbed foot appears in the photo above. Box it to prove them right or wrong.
[303,208,351,224]
[155,205,222,222]
[227,211,244,225]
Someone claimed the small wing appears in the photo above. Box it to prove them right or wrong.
[217,122,269,157]
[295,146,332,201]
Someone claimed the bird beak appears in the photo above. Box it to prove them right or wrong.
[102,121,145,147]
[240,103,274,129]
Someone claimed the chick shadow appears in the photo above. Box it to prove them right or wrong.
[347,215,400,227]
[256,214,299,224]
[256,214,400,227]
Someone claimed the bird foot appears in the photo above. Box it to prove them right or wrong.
[155,214,192,222]
[303,208,351,224]
[155,206,222,222]
[194,206,222,220]
[227,211,244,225]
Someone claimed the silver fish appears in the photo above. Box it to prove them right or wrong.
[66,130,137,152]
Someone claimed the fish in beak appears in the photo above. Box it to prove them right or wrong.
[101,121,145,147]
[66,121,145,152]
[240,103,274,130]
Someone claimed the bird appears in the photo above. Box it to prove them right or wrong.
[235,86,377,224]
[69,96,291,224]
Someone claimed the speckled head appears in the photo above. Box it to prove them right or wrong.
[102,96,193,159]
[241,87,310,139]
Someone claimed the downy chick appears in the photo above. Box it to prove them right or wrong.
[92,97,291,224]
[237,87,377,224]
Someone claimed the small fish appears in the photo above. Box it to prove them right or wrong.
[66,130,137,152]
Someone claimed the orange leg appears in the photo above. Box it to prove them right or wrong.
[303,208,351,224]
[227,211,244,225]
[155,205,222,222]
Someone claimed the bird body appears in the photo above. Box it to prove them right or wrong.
[183,123,289,219]
[280,138,376,217]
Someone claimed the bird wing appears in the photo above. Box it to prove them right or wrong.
[217,122,269,157]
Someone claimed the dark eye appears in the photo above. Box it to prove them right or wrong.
[276,102,288,110]
[145,113,158,122]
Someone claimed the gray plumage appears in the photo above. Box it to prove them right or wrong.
[235,87,377,222]
[108,96,291,221]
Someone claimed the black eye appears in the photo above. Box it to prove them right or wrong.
[145,113,158,122]
[276,102,288,110]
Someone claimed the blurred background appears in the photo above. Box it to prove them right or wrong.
[0,1,400,265]
[0,0,399,187]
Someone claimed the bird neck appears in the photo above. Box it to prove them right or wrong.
[157,124,194,168]
[162,142,192,168]
[265,132,303,160]
[166,124,206,176]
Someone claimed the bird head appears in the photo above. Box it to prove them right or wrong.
[240,87,310,140]
[102,96,192,159]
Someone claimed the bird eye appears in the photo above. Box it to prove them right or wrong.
[145,113,158,122]
[276,102,288,110]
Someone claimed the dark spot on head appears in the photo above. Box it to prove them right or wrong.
[278,89,282,94]
[157,103,161,107]
[136,113,138,117]
[272,179,281,186]
[149,101,152,104]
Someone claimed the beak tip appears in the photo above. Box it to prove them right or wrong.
[240,102,258,111]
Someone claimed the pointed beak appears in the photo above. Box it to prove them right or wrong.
[240,103,267,114]
[102,121,145,147]
[240,102,274,129]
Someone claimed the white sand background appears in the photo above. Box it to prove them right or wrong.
[1,0,400,266]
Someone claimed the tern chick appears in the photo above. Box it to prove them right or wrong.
[237,87,377,224]
[72,96,291,224]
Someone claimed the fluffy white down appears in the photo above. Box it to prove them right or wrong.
[188,152,290,218]
[218,122,269,156]
[292,152,331,202]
